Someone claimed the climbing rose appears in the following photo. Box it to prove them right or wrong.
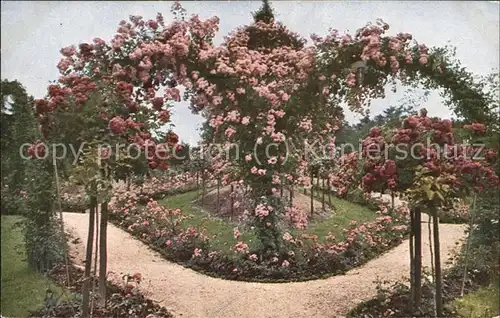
[464,122,487,135]
[109,116,126,134]
[152,97,164,110]
[27,141,46,158]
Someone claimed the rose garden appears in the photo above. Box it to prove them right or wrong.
[1,1,499,317]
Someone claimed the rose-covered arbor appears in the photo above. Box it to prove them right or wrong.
[30,0,496,301]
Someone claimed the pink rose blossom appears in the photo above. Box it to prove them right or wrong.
[241,116,250,125]
[193,248,201,257]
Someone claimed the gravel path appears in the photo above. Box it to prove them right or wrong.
[63,207,465,318]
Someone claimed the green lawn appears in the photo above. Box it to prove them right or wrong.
[160,191,258,251]
[1,215,66,317]
[305,194,377,241]
[160,188,376,251]
[455,283,500,318]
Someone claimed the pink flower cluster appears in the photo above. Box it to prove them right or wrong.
[329,152,359,196]
[284,206,308,229]
[255,203,273,218]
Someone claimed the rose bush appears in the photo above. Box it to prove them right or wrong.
[108,183,410,281]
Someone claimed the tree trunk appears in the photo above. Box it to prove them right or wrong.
[280,177,283,198]
[428,214,436,318]
[391,191,395,210]
[321,178,325,210]
[93,206,99,278]
[216,178,220,214]
[53,157,71,286]
[82,199,96,318]
[201,170,205,204]
[409,207,415,312]
[310,171,314,216]
[310,191,314,217]
[289,187,294,207]
[98,202,108,307]
[310,188,314,216]
[432,207,443,316]
[316,176,320,196]
[461,195,477,296]
[327,179,332,207]
[414,206,422,309]
[90,201,99,315]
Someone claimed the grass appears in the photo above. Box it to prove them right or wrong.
[304,194,377,241]
[455,283,500,318]
[160,187,376,251]
[1,215,67,317]
[159,191,258,251]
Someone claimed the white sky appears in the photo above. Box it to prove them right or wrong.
[1,1,499,144]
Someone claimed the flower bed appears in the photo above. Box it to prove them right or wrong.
[108,184,411,282]
[439,199,470,224]
[60,183,90,212]
[346,266,489,317]
[59,173,205,211]
[132,172,216,199]
[29,264,173,317]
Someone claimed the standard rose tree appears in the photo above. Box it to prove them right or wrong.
[360,111,499,315]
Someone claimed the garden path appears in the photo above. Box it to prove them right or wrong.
[63,194,465,318]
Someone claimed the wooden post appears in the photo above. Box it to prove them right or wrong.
[230,184,234,220]
[98,202,108,307]
[327,179,332,207]
[432,207,443,316]
[310,171,314,216]
[414,206,422,308]
[316,176,320,196]
[409,207,415,312]
[81,198,96,318]
[461,195,477,296]
[201,170,206,204]
[391,191,395,210]
[53,156,71,286]
[280,176,283,198]
[216,178,220,213]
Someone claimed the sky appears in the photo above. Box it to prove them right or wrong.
[1,1,499,144]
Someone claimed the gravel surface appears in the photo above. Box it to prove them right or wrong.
[63,195,465,318]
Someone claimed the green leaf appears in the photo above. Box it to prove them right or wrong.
[422,183,432,192]
[426,189,435,201]
[435,190,445,202]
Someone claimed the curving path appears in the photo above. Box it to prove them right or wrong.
[63,195,466,318]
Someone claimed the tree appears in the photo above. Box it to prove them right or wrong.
[335,88,427,152]
[252,0,275,24]
[361,112,499,315]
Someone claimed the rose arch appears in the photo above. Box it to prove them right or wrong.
[32,1,493,283]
